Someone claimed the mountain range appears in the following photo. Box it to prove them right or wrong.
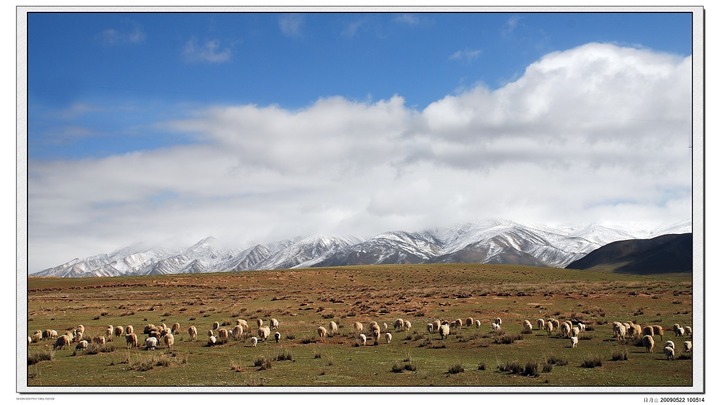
[31,219,691,278]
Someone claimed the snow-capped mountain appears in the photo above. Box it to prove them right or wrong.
[31,220,692,278]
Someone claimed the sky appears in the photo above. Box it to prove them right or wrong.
[23,9,697,273]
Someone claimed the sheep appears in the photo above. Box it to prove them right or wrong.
[452,319,463,328]
[675,326,685,337]
[207,330,214,337]
[188,325,198,341]
[372,329,381,345]
[171,322,181,335]
[207,335,217,346]
[495,317,502,326]
[31,331,42,343]
[393,318,404,331]
[491,322,501,332]
[232,325,244,340]
[642,325,654,338]
[403,320,412,331]
[523,320,533,333]
[236,319,250,331]
[685,326,692,336]
[571,326,580,337]
[383,322,389,332]
[578,322,586,333]
[257,326,271,342]
[75,325,85,335]
[545,321,554,336]
[270,318,280,330]
[212,321,220,331]
[329,321,338,336]
[426,323,434,334]
[92,335,106,346]
[570,336,578,348]
[432,319,441,332]
[613,323,627,341]
[163,333,174,350]
[664,346,675,360]
[653,325,665,341]
[664,341,675,351]
[75,340,88,352]
[384,332,392,344]
[126,325,134,335]
[369,321,381,333]
[684,341,692,353]
[145,337,158,350]
[218,328,230,343]
[560,322,572,338]
[250,336,258,347]
[358,333,367,346]
[642,335,655,353]
[125,333,138,348]
[28,336,31,345]
[256,319,264,328]
[72,331,83,343]
[105,325,114,340]
[537,319,546,330]
[42,329,58,340]
[474,319,482,328]
[439,323,450,340]
[274,332,281,343]
[628,323,642,338]
[114,325,124,337]
[352,321,364,335]
[143,324,157,335]
[317,326,328,341]
[53,334,71,350]
[465,317,474,328]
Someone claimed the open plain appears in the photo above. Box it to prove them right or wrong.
[25,264,694,389]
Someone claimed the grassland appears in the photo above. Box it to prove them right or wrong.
[25,263,694,390]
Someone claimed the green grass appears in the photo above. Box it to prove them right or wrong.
[26,263,693,387]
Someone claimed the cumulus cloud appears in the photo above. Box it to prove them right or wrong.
[182,38,232,63]
[27,43,692,272]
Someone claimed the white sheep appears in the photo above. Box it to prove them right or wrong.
[653,325,665,341]
[114,325,124,337]
[31,330,42,343]
[560,322,572,338]
[545,321,554,336]
[664,341,675,351]
[474,319,481,328]
[536,319,546,330]
[495,317,502,326]
[523,320,533,333]
[570,336,578,348]
[491,322,501,332]
[358,333,367,346]
[352,321,364,335]
[393,318,404,331]
[675,326,685,337]
[426,323,434,334]
[383,322,389,332]
[432,319,441,332]
[452,319,462,328]
[250,336,258,347]
[578,323,586,333]
[257,326,271,341]
[439,323,450,339]
[571,326,580,337]
[274,332,281,343]
[256,319,264,328]
[75,325,85,335]
[232,325,244,340]
[642,335,655,353]
[218,328,230,343]
[369,321,381,333]
[163,333,175,349]
[105,325,114,339]
[212,321,220,330]
[613,322,627,341]
[53,334,71,350]
[685,326,692,336]
[75,340,89,352]
[126,325,134,335]
[92,335,106,346]
[317,326,328,341]
[664,346,675,360]
[684,341,692,353]
[384,332,392,344]
[465,317,474,328]
[403,320,412,331]
[372,329,381,345]
[188,325,198,341]
[236,319,250,331]
[207,335,217,346]
[145,337,158,350]
[329,321,338,336]
[642,325,654,338]
[171,322,181,335]
[270,318,280,330]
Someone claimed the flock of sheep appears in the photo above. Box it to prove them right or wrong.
[28,314,693,362]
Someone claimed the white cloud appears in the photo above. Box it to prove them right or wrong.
[182,38,232,63]
[449,48,482,62]
[99,23,145,45]
[27,43,693,272]
[394,14,420,26]
[279,14,304,38]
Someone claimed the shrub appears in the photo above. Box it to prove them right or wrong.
[497,360,523,374]
[254,357,272,370]
[542,363,553,373]
[545,356,568,366]
[494,334,524,345]
[27,351,54,366]
[523,361,540,377]
[611,349,629,361]
[447,363,464,374]
[274,349,293,361]
[581,355,604,368]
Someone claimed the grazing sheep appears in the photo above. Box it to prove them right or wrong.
[53,334,71,350]
[545,321,554,336]
[642,335,655,353]
[248,336,257,347]
[126,325,134,335]
[393,318,404,331]
[372,329,381,345]
[31,331,42,343]
[570,336,578,348]
[218,328,230,343]
[685,326,692,336]
[439,323,450,340]
[537,319,546,330]
[523,320,533,333]
[125,333,138,348]
[212,321,220,331]
[143,324,157,335]
[353,321,364,335]
[207,330,214,337]
[675,326,685,337]
[427,323,434,334]
[578,323,586,333]
[495,317,502,326]
[329,321,338,336]
[171,322,181,335]
[384,332,392,344]
[571,326,580,337]
[105,325,114,340]
[383,322,389,332]
[317,326,328,341]
[369,321,381,333]
[465,317,474,328]
[257,326,271,341]
[664,341,675,351]
[358,333,367,346]
[256,319,264,328]
[664,346,675,360]
[92,335,106,346]
[270,318,280,330]
[613,322,627,341]
[145,337,158,350]
[684,341,692,353]
[403,320,412,331]
[628,323,642,338]
[188,325,198,341]
[114,325,124,337]
[75,325,85,335]
[75,340,89,352]
[652,325,664,341]
[491,322,501,332]
[207,336,217,346]
[432,319,441,332]
[452,319,463,328]
[163,333,174,349]
[236,319,250,331]
[274,332,281,343]
[232,325,244,340]
[72,331,83,343]
[642,325,654,338]
[560,322,572,338]
[474,319,482,328]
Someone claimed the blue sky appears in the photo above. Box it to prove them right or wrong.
[28,12,691,160]
[24,9,697,272]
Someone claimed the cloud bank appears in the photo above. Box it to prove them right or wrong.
[28,43,692,272]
